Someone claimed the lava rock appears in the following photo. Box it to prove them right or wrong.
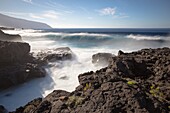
[0,41,46,90]
[92,53,114,66]
[12,47,170,113]
[36,47,74,64]
[0,41,30,64]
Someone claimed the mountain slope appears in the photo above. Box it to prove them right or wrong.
[0,13,52,29]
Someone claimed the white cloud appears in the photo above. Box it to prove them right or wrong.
[29,13,44,19]
[22,0,32,4]
[42,10,59,19]
[98,7,116,16]
[29,10,60,20]
[98,7,129,18]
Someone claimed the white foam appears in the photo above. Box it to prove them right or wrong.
[2,29,111,38]
[127,34,162,40]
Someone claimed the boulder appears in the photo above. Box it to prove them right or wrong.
[0,41,30,64]
[36,47,73,63]
[0,30,22,42]
[0,41,46,90]
[92,53,114,66]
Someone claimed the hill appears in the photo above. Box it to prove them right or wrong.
[0,13,52,29]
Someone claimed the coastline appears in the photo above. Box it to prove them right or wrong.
[0,29,169,113]
[10,47,170,113]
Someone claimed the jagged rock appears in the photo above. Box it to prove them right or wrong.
[36,47,73,64]
[12,47,170,113]
[92,53,114,66]
[0,41,46,90]
[0,30,22,42]
[112,57,151,78]
[11,90,70,113]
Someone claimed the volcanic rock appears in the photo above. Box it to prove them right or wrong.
[36,47,73,63]
[0,41,46,90]
[12,47,170,113]
[0,41,30,64]
[92,53,114,66]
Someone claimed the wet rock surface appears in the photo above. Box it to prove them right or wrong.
[12,47,170,113]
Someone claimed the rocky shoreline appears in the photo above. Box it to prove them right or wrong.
[0,30,169,113]
[8,47,170,113]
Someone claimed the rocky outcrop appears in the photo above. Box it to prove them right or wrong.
[12,47,170,113]
[0,41,46,90]
[36,47,73,64]
[0,41,30,63]
[92,53,114,66]
[0,30,22,42]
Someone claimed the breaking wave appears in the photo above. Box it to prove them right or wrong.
[127,34,165,41]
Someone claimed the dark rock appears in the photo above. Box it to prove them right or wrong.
[118,50,125,56]
[113,57,151,78]
[0,63,46,90]
[12,47,170,113]
[0,41,30,64]
[36,47,73,64]
[0,30,22,42]
[0,41,46,90]
[92,53,114,66]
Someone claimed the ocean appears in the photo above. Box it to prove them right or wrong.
[1,28,170,111]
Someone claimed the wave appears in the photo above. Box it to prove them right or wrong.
[3,29,111,37]
[126,34,165,41]
[2,29,42,35]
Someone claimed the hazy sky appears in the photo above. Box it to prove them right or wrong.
[0,0,170,28]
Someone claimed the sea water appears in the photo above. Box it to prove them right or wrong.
[0,28,170,111]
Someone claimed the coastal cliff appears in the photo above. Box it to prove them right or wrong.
[11,47,170,113]
[0,13,51,29]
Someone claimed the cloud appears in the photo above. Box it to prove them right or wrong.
[42,10,59,19]
[29,10,60,20]
[98,7,116,16]
[98,7,129,18]
[22,0,32,4]
[29,13,44,19]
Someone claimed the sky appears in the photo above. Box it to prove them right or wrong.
[0,0,170,28]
